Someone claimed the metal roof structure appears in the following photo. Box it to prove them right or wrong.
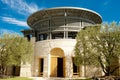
[27,7,102,29]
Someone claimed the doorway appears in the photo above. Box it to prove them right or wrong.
[39,58,44,76]
[57,58,63,77]
[50,48,65,77]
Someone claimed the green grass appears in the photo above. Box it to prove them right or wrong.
[0,77,32,80]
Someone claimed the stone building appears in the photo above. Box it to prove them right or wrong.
[20,7,102,78]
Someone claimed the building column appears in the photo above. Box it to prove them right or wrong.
[31,37,37,77]
[66,56,73,78]
[34,58,39,77]
[20,37,36,77]
[43,55,49,77]
[48,53,51,77]
[81,65,85,77]
[20,62,32,77]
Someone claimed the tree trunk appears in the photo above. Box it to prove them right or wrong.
[105,72,111,76]
[0,65,7,76]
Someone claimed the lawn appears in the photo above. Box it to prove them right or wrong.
[0,77,32,80]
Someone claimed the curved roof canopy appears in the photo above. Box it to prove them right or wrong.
[27,7,102,28]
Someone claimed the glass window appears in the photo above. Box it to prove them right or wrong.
[72,57,79,75]
[66,18,80,26]
[68,32,77,39]
[39,34,47,41]
[26,34,32,41]
[52,32,64,39]
[39,58,44,76]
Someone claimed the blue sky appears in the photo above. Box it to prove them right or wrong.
[0,0,120,35]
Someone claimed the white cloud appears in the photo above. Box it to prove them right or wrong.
[1,0,40,15]
[103,0,111,6]
[102,21,109,24]
[103,1,109,6]
[2,16,28,27]
[0,29,19,34]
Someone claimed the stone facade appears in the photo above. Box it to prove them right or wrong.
[21,7,102,78]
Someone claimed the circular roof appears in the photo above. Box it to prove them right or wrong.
[27,7,102,28]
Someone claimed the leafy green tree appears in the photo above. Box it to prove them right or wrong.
[0,34,33,75]
[75,23,120,76]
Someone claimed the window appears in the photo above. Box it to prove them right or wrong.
[66,18,80,26]
[68,32,77,39]
[39,58,44,76]
[72,57,79,75]
[39,34,47,41]
[52,32,64,39]
[26,34,32,41]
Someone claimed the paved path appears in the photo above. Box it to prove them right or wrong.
[30,77,89,80]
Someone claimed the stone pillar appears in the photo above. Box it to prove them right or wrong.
[31,37,37,77]
[43,56,49,77]
[48,53,51,77]
[34,58,39,77]
[81,65,85,77]
[20,62,32,77]
[20,37,36,77]
[66,56,73,78]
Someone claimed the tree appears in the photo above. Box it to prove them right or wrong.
[0,34,33,76]
[74,23,120,76]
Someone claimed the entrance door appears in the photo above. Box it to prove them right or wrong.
[57,58,63,77]
[50,57,57,77]
[50,48,65,77]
